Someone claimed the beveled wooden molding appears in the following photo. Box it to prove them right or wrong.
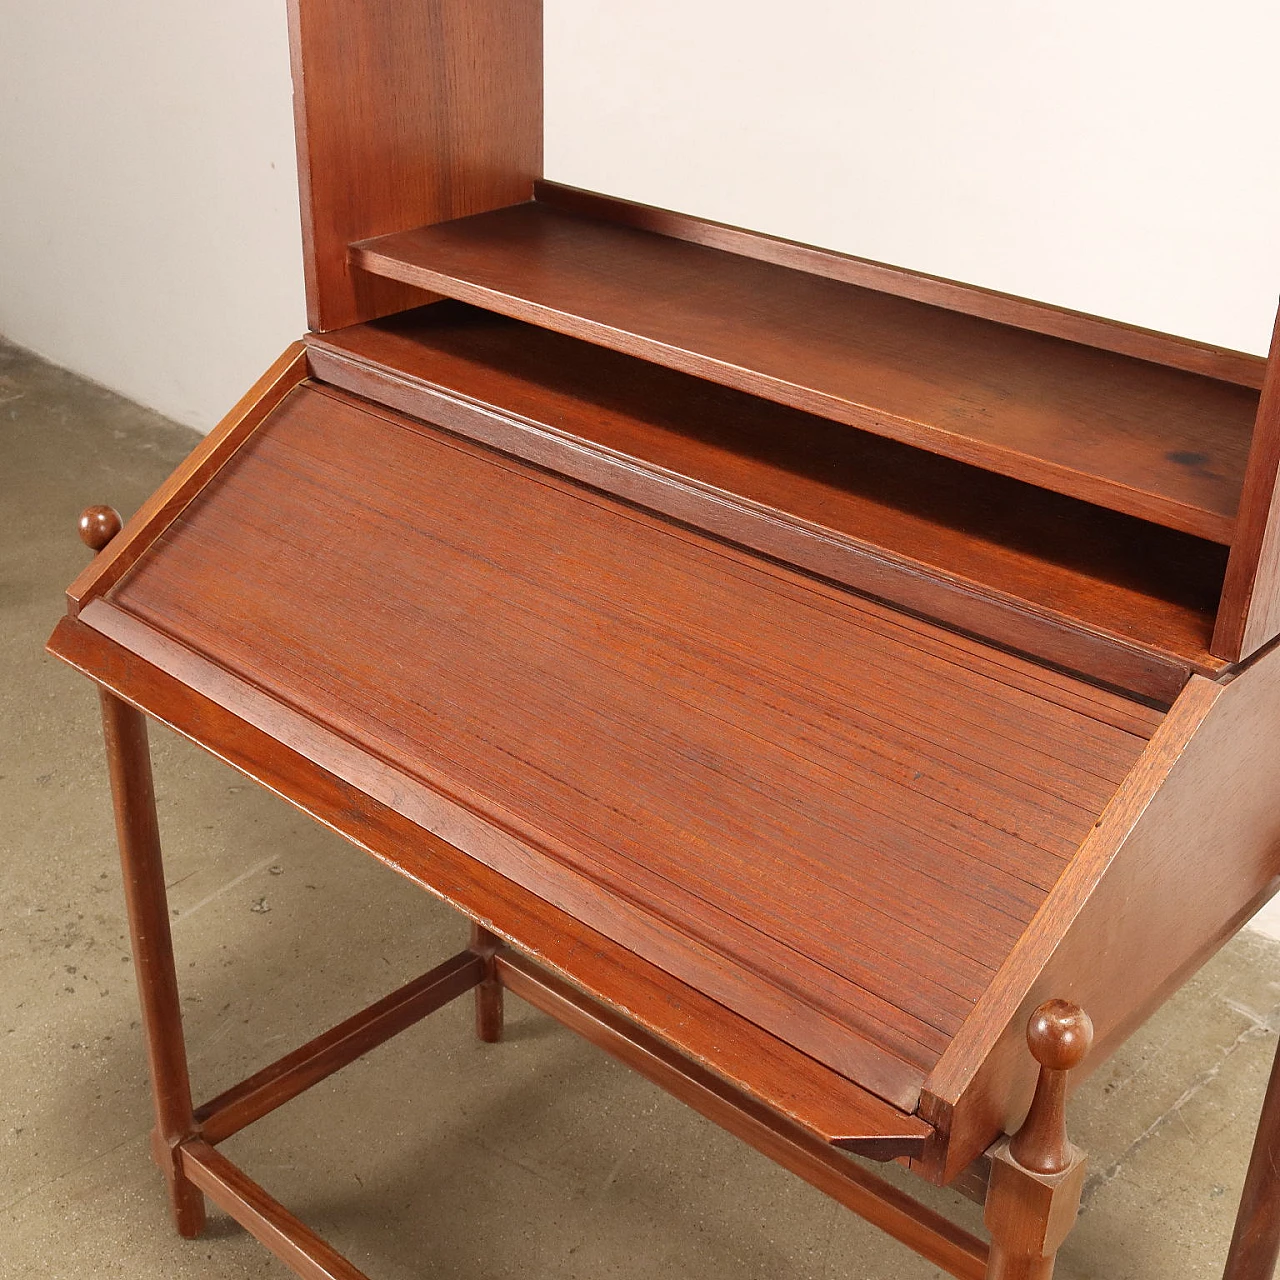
[534,181,1267,391]
[65,343,308,615]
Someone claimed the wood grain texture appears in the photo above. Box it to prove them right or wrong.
[536,181,1269,391]
[1214,310,1280,661]
[287,0,541,330]
[99,383,1152,1103]
[308,304,1227,702]
[66,343,307,615]
[920,646,1280,1182]
[48,613,928,1153]
[352,203,1258,540]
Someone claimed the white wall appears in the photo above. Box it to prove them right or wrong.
[0,1,306,433]
[5,4,1278,433]
[546,1,1280,357]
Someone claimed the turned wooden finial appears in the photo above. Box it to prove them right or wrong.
[1008,999,1093,1175]
[78,505,122,553]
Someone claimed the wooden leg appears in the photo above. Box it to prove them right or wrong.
[469,922,504,1043]
[1223,1027,1280,1279]
[100,691,206,1238]
[984,1001,1093,1280]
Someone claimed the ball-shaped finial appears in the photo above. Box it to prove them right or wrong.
[1026,999,1093,1072]
[78,505,122,553]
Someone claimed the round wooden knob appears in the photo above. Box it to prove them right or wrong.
[1027,999,1093,1072]
[78,505,122,552]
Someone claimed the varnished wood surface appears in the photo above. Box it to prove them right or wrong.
[921,645,1280,1182]
[102,382,1153,1099]
[352,203,1258,540]
[1214,311,1280,661]
[67,344,307,616]
[287,0,541,330]
[308,304,1226,702]
[536,181,1268,391]
[100,692,206,1236]
[49,612,930,1152]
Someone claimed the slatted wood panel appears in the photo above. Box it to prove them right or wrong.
[110,384,1156,1094]
[308,304,1227,697]
[352,203,1259,541]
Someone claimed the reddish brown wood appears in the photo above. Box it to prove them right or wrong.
[95,384,1158,1104]
[1006,1002,1093,1175]
[352,203,1258,541]
[1223,1026,1280,1280]
[79,504,122,552]
[100,691,205,1237]
[536,181,1268,392]
[496,949,984,1277]
[286,0,541,330]
[468,922,504,1043]
[1214,311,1280,661]
[196,951,482,1145]
[179,1141,370,1280]
[923,646,1280,1182]
[982,1003,1091,1280]
[66,343,307,615]
[49,613,927,1155]
[308,305,1227,702]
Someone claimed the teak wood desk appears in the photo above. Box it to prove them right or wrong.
[47,5,1280,1277]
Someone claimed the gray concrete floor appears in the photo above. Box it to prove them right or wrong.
[3,333,1279,1279]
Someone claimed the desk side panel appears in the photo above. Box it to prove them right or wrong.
[921,651,1280,1182]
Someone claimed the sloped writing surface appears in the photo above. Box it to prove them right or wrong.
[107,382,1156,1103]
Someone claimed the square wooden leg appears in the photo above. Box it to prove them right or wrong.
[469,922,504,1043]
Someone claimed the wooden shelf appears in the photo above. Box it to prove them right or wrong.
[352,201,1259,543]
[308,304,1229,702]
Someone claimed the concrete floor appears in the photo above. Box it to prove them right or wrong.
[3,333,1280,1280]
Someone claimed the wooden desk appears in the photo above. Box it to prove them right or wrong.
[46,5,1280,1277]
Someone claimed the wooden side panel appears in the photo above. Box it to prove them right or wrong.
[287,0,541,331]
[920,648,1280,1182]
[1215,309,1280,660]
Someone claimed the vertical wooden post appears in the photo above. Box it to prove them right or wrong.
[469,922,504,1043]
[83,506,205,1237]
[1223,1029,1280,1279]
[984,1000,1093,1280]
